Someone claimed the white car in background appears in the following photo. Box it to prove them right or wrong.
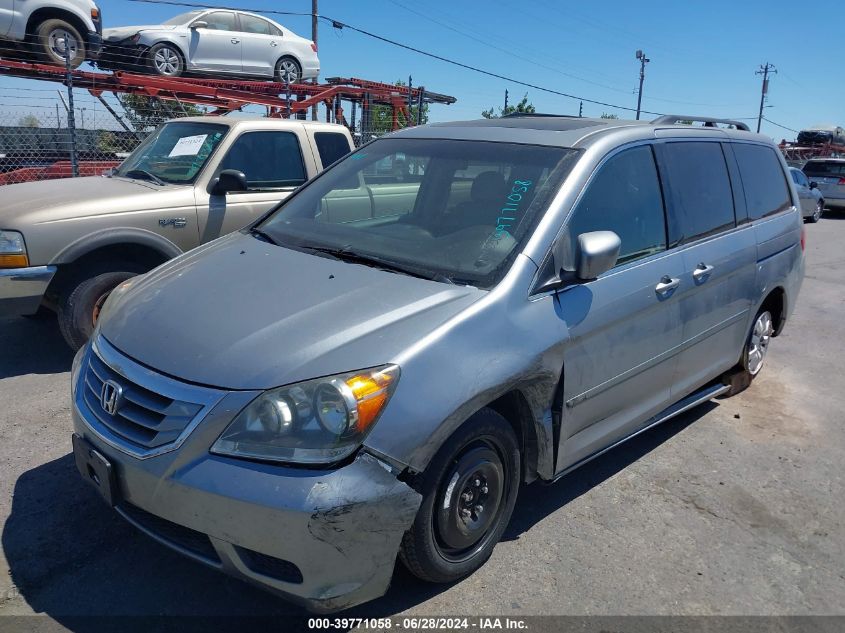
[98,9,319,83]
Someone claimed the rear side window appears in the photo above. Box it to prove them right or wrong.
[203,11,237,30]
[733,144,791,220]
[239,15,281,36]
[564,145,666,268]
[314,132,352,169]
[803,161,845,177]
[219,131,306,190]
[660,142,735,242]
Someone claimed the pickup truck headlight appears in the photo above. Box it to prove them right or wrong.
[211,365,400,465]
[0,230,28,268]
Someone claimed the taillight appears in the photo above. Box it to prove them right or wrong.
[800,225,806,252]
[310,42,317,53]
[838,177,845,185]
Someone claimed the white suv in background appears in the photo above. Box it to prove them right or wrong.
[0,0,102,67]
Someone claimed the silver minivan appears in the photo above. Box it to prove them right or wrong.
[70,114,805,612]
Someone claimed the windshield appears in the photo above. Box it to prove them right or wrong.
[258,138,579,288]
[163,11,204,25]
[116,121,228,184]
[803,161,845,177]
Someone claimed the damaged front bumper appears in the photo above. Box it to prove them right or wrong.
[72,397,422,612]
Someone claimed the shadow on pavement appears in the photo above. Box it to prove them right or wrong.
[0,316,74,379]
[2,403,714,629]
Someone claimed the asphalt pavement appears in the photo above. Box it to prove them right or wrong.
[0,214,843,627]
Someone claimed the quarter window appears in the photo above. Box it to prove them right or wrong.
[314,132,352,169]
[661,142,735,242]
[219,131,306,190]
[563,145,666,268]
[733,144,792,220]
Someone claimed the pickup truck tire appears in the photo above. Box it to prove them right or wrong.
[33,19,86,68]
[58,270,141,351]
[399,408,520,583]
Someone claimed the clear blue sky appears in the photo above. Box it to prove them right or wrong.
[1,0,840,139]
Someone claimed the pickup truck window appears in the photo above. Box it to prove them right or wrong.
[219,131,307,190]
[314,132,352,169]
[115,121,228,185]
[259,138,579,288]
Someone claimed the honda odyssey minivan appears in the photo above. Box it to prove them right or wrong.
[70,114,805,612]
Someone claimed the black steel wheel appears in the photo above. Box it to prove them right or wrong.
[400,408,520,583]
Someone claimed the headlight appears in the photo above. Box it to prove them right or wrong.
[0,230,28,268]
[211,365,400,465]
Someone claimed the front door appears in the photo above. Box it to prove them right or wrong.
[188,11,242,73]
[555,144,685,472]
[197,129,309,242]
[0,0,14,36]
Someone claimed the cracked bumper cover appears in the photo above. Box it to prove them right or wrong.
[72,403,422,612]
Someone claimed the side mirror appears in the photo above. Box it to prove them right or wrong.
[575,231,621,280]
[809,181,818,190]
[210,169,247,195]
[190,20,207,29]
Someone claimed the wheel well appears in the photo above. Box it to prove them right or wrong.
[46,243,169,305]
[760,287,786,336]
[485,390,540,484]
[27,9,88,40]
[276,55,301,70]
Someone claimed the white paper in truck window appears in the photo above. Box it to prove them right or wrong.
[168,134,208,157]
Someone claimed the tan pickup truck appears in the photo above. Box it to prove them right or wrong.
[0,116,353,349]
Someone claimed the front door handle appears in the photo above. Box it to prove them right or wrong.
[270,41,278,46]
[692,263,715,282]
[655,276,680,295]
[231,38,240,44]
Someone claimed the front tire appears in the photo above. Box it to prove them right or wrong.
[148,43,184,77]
[58,270,141,351]
[33,19,86,67]
[808,199,823,223]
[399,408,520,583]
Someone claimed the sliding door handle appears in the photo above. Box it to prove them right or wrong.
[693,263,715,282]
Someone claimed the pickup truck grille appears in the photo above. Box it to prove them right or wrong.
[82,352,203,449]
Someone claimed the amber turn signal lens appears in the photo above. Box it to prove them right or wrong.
[346,370,396,430]
[0,254,29,268]
[91,7,100,19]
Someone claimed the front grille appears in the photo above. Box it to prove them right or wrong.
[82,350,203,450]
[119,502,220,564]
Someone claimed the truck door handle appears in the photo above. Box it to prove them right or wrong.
[270,41,278,46]
[231,38,240,44]
[655,276,680,295]
[692,263,714,282]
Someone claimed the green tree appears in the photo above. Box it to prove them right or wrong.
[367,80,429,135]
[599,112,619,119]
[481,94,535,119]
[18,114,40,128]
[119,94,205,132]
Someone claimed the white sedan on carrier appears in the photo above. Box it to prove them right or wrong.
[98,9,319,83]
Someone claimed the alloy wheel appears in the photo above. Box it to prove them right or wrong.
[153,48,180,75]
[747,311,774,376]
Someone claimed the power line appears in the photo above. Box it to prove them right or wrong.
[762,116,798,134]
[126,0,664,116]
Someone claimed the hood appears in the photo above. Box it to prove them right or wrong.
[104,25,177,41]
[100,232,485,390]
[0,176,192,227]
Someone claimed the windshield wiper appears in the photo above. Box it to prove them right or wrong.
[303,245,454,284]
[249,226,278,245]
[122,169,167,186]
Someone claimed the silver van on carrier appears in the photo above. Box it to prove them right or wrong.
[71,114,805,612]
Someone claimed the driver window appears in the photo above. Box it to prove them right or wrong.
[563,145,666,270]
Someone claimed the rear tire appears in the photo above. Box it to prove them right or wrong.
[33,19,85,68]
[58,269,142,351]
[274,56,301,84]
[721,309,774,397]
[399,408,520,583]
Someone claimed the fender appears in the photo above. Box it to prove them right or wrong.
[50,227,183,265]
[12,3,97,42]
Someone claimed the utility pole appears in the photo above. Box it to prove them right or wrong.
[756,62,776,133]
[635,49,649,120]
[310,0,318,121]
[504,89,509,112]
[578,101,583,117]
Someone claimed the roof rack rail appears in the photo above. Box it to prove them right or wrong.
[501,112,580,119]
[650,115,750,132]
